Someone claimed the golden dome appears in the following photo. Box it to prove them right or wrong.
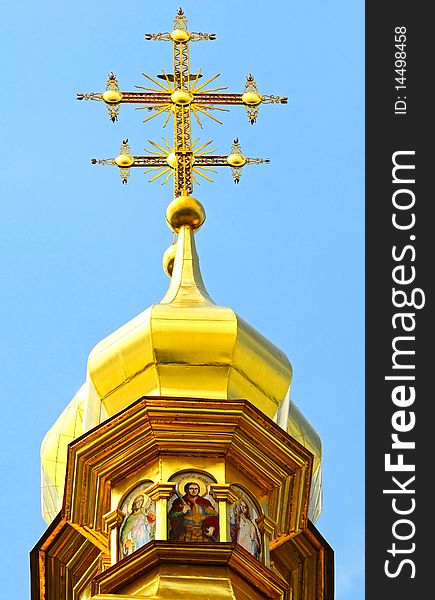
[86,225,292,417]
[41,223,322,524]
[40,384,86,523]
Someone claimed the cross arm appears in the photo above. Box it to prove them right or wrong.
[90,138,270,186]
[144,6,215,43]
[145,31,216,42]
[77,72,174,121]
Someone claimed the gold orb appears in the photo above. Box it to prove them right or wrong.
[166,152,177,168]
[162,244,177,278]
[102,90,123,104]
[171,90,193,106]
[114,154,135,167]
[170,29,190,42]
[166,152,195,168]
[241,91,262,106]
[166,195,205,233]
[226,153,246,167]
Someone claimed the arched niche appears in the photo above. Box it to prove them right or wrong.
[230,483,263,561]
[117,480,156,560]
[167,470,218,542]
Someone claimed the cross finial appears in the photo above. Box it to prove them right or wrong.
[78,10,286,215]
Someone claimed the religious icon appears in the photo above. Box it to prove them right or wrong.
[168,472,219,542]
[230,487,262,560]
[119,483,156,558]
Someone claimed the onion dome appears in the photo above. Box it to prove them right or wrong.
[41,218,322,524]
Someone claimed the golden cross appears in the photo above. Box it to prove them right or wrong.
[78,8,286,197]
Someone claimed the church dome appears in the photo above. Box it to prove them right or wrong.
[41,223,322,525]
[86,224,292,423]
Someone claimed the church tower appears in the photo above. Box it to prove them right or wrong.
[31,10,334,599]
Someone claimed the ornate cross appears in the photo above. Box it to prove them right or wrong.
[78,8,287,196]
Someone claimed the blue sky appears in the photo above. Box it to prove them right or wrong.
[0,1,364,598]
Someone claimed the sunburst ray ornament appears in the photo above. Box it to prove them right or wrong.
[79,8,286,201]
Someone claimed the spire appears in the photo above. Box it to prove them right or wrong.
[161,225,213,305]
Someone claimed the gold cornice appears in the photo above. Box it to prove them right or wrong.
[92,541,290,599]
[62,395,312,540]
[257,514,277,538]
[31,518,103,600]
[270,521,335,599]
[102,508,125,533]
[68,523,109,553]
[145,482,177,501]
[209,484,239,504]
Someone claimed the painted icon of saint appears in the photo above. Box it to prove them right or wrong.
[168,482,219,542]
[230,499,261,559]
[119,494,156,558]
